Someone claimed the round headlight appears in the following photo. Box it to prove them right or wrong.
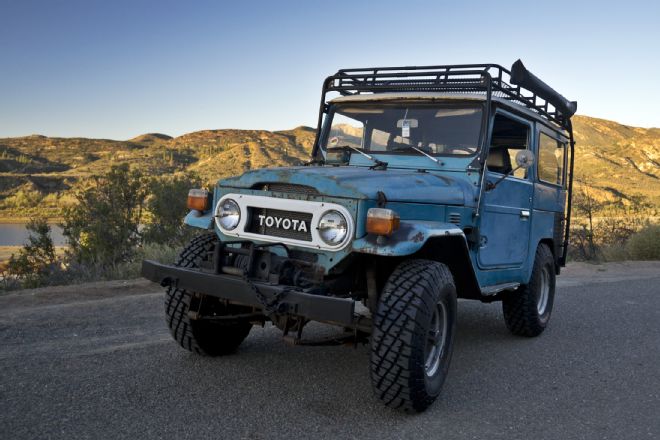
[317,210,348,245]
[216,198,241,230]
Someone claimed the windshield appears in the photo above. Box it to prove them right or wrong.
[324,103,483,157]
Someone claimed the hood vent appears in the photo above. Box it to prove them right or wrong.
[257,183,319,195]
[448,212,461,224]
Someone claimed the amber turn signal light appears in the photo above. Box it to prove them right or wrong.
[366,208,400,236]
[187,189,210,211]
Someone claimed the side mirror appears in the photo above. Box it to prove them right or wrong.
[486,150,535,192]
[515,150,535,169]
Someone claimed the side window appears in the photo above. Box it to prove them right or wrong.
[487,113,530,178]
[538,132,566,185]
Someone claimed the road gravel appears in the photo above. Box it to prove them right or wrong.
[1,263,659,439]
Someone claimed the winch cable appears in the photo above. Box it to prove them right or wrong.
[240,269,292,317]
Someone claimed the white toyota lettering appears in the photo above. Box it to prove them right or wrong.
[258,214,308,232]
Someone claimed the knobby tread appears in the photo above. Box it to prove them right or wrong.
[502,243,555,337]
[164,233,252,356]
[370,259,456,413]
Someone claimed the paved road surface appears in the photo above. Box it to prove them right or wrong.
[1,262,659,439]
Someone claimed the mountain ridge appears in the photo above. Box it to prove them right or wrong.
[0,115,658,219]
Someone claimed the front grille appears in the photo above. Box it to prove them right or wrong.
[246,207,313,242]
[256,182,319,195]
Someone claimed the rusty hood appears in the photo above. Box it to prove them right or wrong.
[218,166,474,206]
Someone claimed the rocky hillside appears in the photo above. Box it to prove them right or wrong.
[0,116,657,219]
[572,116,660,205]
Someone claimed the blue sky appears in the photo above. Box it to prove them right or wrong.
[1,0,658,139]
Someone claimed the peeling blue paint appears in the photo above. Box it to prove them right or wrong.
[184,210,214,230]
[353,221,464,256]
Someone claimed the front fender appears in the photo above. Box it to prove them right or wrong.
[352,220,464,256]
[184,210,214,230]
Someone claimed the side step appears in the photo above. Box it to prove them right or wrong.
[480,282,520,296]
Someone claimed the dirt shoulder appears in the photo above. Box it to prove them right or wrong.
[558,260,660,287]
[1,261,658,311]
[0,278,160,311]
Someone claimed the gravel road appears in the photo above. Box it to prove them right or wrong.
[1,262,659,440]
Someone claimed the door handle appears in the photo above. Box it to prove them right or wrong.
[520,210,530,219]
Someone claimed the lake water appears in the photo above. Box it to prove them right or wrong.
[0,223,67,246]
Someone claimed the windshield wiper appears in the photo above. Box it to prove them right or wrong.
[401,145,444,167]
[337,145,388,170]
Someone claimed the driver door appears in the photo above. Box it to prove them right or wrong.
[478,112,533,268]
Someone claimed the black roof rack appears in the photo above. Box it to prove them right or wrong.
[319,61,576,128]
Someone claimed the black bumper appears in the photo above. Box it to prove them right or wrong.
[141,260,357,327]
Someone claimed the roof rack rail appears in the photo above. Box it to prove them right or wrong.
[318,61,576,128]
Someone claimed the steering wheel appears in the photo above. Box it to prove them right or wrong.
[445,145,476,155]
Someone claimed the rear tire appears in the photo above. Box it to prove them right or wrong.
[502,243,555,337]
[370,259,457,413]
[165,233,252,356]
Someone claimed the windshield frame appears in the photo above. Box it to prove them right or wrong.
[319,100,487,160]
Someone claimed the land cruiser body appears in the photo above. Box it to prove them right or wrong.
[142,60,577,412]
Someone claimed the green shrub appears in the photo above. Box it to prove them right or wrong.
[625,225,660,260]
[4,218,57,288]
[142,173,201,246]
[61,164,148,266]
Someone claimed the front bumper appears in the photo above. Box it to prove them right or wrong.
[141,260,358,328]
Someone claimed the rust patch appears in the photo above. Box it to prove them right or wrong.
[411,231,425,243]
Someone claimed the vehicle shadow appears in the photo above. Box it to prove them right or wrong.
[154,300,536,425]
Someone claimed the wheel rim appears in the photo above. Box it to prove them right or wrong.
[425,302,448,377]
[537,267,551,315]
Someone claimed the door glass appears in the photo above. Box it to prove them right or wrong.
[487,114,530,179]
[538,133,565,185]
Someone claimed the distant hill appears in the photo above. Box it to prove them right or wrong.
[0,116,657,220]
[571,116,660,205]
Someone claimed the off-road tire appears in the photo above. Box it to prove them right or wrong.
[370,259,457,413]
[165,233,252,356]
[502,243,555,337]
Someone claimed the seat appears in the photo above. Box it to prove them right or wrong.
[486,146,512,174]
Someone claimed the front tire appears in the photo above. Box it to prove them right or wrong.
[502,243,555,337]
[165,233,252,356]
[370,259,457,413]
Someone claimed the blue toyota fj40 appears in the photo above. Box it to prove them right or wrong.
[142,60,577,412]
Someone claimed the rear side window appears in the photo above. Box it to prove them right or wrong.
[538,132,565,185]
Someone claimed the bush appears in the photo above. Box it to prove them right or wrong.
[142,173,201,246]
[4,218,57,288]
[625,225,660,260]
[61,164,148,266]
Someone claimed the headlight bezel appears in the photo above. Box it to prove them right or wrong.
[213,193,354,251]
[216,198,241,231]
[317,209,349,246]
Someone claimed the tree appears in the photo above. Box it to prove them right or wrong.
[61,164,148,266]
[571,180,605,260]
[6,218,57,288]
[142,173,202,246]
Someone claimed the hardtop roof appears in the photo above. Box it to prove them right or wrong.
[329,92,568,135]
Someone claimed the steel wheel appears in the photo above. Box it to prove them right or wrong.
[425,302,448,377]
[537,266,551,315]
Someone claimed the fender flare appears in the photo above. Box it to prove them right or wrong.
[352,220,464,256]
[183,210,214,230]
[352,220,482,299]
